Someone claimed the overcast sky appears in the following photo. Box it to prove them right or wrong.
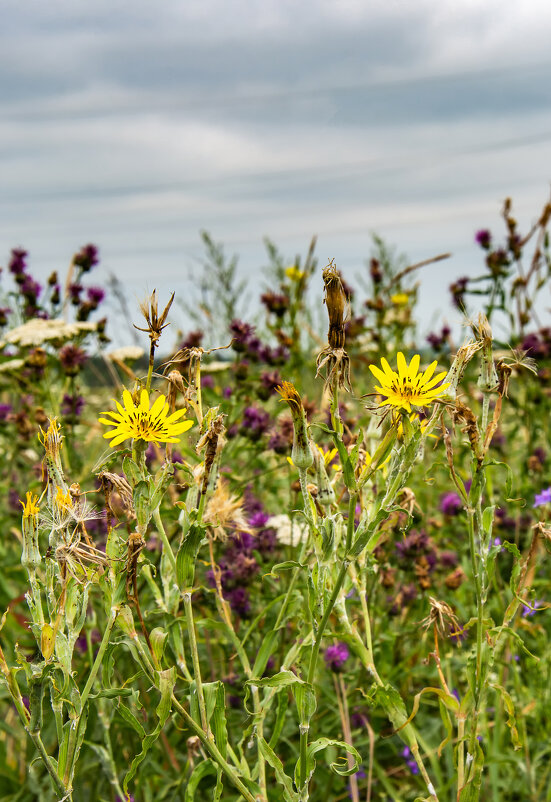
[1,0,551,345]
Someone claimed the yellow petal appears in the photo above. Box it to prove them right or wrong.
[139,389,150,413]
[149,394,166,419]
[407,353,420,380]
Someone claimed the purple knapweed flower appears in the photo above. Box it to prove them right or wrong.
[324,642,349,672]
[86,286,105,305]
[8,248,28,276]
[249,510,269,528]
[20,275,42,300]
[440,492,463,516]
[227,587,251,617]
[73,244,99,272]
[61,394,85,418]
[0,403,12,422]
[534,487,551,507]
[241,406,271,439]
[475,229,492,249]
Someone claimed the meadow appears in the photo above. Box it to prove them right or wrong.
[0,196,550,802]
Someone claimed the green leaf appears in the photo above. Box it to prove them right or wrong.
[184,759,217,801]
[295,737,361,789]
[116,700,146,739]
[123,667,176,795]
[251,631,279,679]
[490,683,522,750]
[176,523,205,591]
[122,456,143,486]
[258,737,299,802]
[246,670,303,689]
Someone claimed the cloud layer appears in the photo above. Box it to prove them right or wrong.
[1,0,550,342]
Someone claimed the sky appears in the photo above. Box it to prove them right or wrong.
[1,0,551,346]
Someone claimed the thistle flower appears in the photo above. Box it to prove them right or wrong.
[324,642,349,672]
[73,243,99,272]
[99,389,193,447]
[369,352,450,413]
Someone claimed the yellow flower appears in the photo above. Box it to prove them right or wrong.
[54,486,72,511]
[316,445,340,471]
[285,265,305,282]
[20,491,40,518]
[369,352,450,413]
[390,292,409,306]
[99,389,193,447]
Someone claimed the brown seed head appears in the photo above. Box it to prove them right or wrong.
[322,259,349,349]
[134,289,174,345]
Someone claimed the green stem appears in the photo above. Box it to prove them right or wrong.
[299,493,357,793]
[127,634,258,802]
[183,591,210,737]
[152,507,177,576]
[63,606,119,787]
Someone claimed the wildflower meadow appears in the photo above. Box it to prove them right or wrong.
[1,197,551,802]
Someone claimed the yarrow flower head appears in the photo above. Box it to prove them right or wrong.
[369,352,450,414]
[99,389,193,447]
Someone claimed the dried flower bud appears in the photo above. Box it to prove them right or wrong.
[322,260,348,350]
[276,381,312,469]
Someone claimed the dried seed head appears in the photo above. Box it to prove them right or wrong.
[134,289,174,346]
[421,597,462,638]
[322,259,349,349]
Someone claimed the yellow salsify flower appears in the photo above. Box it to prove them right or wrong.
[285,265,305,282]
[390,292,409,306]
[99,389,194,447]
[369,352,450,413]
[20,491,40,518]
[287,444,341,471]
[54,486,72,511]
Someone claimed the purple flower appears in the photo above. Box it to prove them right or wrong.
[401,746,419,775]
[201,374,214,389]
[73,244,99,272]
[475,229,492,249]
[249,511,269,528]
[68,283,83,302]
[522,600,542,617]
[61,394,85,418]
[179,329,204,349]
[0,403,12,422]
[229,319,255,351]
[86,286,105,305]
[20,275,42,300]
[241,406,271,439]
[440,492,463,516]
[324,642,349,672]
[534,487,551,507]
[223,386,233,399]
[8,248,28,275]
[59,345,88,375]
[256,526,277,555]
[227,587,251,617]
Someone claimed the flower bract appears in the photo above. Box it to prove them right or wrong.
[370,352,449,413]
[99,389,193,447]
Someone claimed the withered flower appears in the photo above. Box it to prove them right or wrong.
[135,290,174,347]
[276,381,313,469]
[421,597,462,639]
[316,260,352,394]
